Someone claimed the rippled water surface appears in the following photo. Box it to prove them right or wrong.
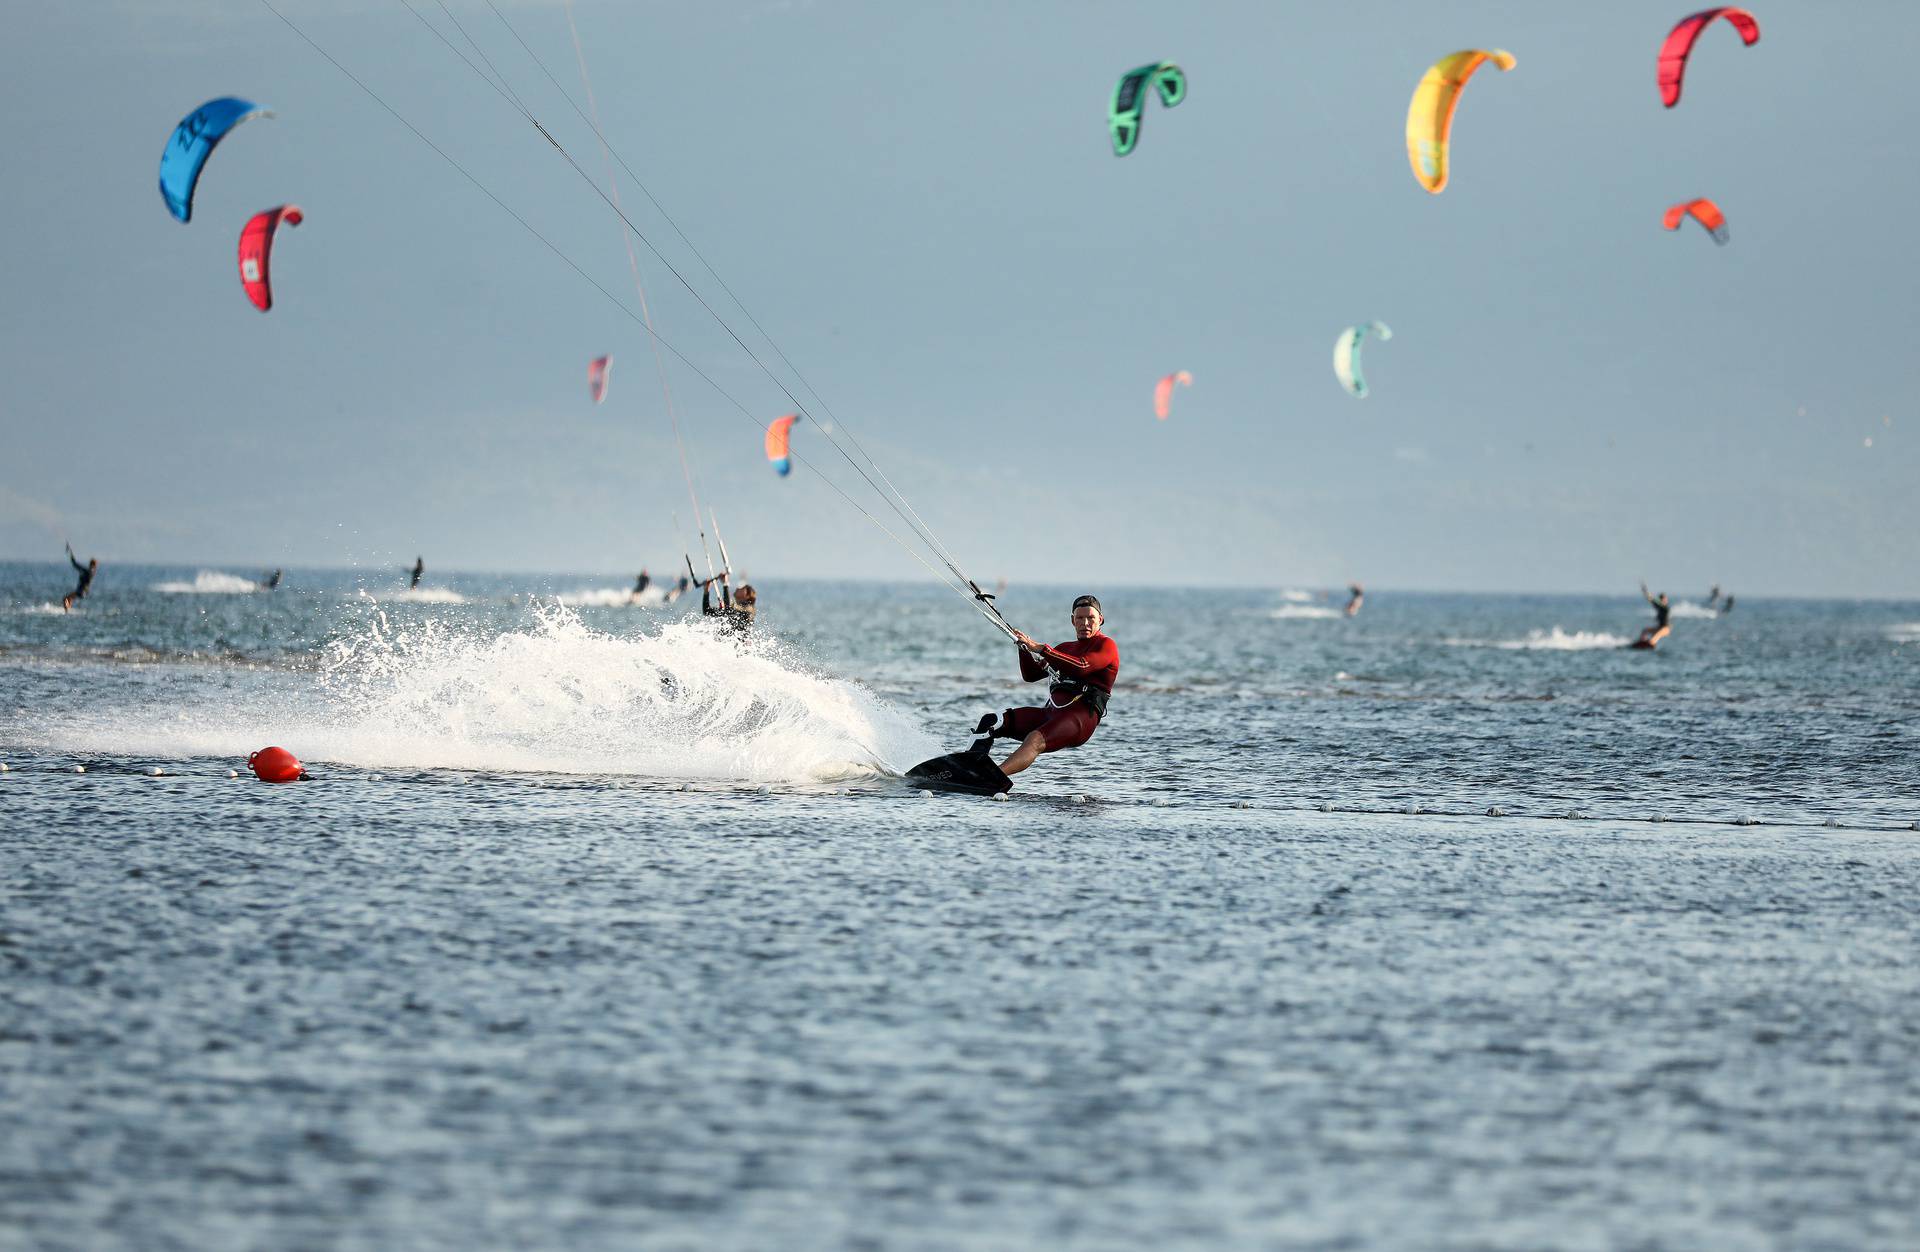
[2,563,1916,1249]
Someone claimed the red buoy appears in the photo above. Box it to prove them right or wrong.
[248,746,305,783]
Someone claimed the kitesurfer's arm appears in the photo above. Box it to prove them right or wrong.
[68,545,85,574]
[1010,630,1050,682]
[1033,637,1117,678]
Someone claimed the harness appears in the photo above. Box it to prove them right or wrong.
[1043,660,1110,718]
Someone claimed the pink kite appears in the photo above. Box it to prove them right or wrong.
[1153,370,1193,421]
[237,205,302,312]
[588,355,612,404]
[1658,8,1760,108]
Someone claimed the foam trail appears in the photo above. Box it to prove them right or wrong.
[1443,626,1632,651]
[29,602,935,784]
[1272,605,1342,621]
[554,586,672,607]
[1669,601,1720,619]
[382,587,468,605]
[1279,589,1315,603]
[1888,622,1920,644]
[153,571,261,594]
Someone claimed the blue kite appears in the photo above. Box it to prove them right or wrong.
[159,97,272,222]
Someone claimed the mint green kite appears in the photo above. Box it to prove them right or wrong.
[1109,63,1186,157]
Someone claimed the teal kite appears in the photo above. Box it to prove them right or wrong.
[1109,63,1186,156]
[1333,322,1393,398]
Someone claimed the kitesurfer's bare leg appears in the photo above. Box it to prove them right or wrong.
[1001,731,1047,776]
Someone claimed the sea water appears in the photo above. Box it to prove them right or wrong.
[2,563,1916,1248]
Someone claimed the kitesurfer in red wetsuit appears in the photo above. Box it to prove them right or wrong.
[989,594,1118,777]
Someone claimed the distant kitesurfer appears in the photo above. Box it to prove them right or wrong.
[409,557,424,590]
[62,544,97,612]
[265,569,282,591]
[702,577,756,635]
[1719,593,1734,615]
[1637,582,1672,648]
[1345,583,1364,616]
[669,574,690,603]
[1705,584,1722,609]
[981,594,1119,777]
[631,567,652,601]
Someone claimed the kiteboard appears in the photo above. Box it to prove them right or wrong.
[906,717,1013,796]
[906,747,1014,796]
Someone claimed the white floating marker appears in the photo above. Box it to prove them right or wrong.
[226,769,239,779]
[74,765,85,774]
[992,792,1010,802]
[1235,800,1251,810]
[1318,802,1333,813]
[1487,806,1505,817]
[149,768,164,777]
[920,790,933,799]
[0,763,10,773]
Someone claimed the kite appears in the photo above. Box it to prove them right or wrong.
[1110,63,1186,157]
[1333,322,1393,398]
[160,97,272,223]
[1405,50,1515,194]
[1663,198,1729,244]
[765,414,798,475]
[1153,371,1192,420]
[1658,8,1760,108]
[237,206,302,311]
[588,355,612,404]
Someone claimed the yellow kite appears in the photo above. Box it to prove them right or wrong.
[1405,49,1515,194]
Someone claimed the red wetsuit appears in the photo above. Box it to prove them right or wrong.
[1000,633,1119,753]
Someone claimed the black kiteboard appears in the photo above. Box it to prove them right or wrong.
[906,720,1014,796]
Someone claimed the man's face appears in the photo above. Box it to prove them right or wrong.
[1071,606,1102,639]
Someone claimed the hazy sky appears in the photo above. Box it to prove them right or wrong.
[2,1,1914,594]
